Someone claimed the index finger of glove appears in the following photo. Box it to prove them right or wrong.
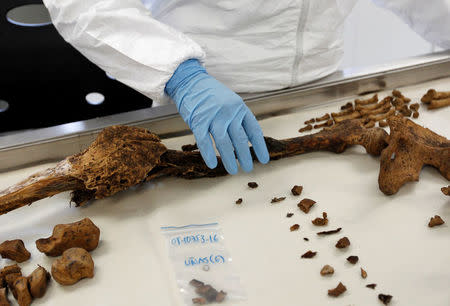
[242,111,270,164]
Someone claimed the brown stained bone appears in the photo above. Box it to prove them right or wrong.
[51,248,94,286]
[235,198,243,205]
[378,116,450,195]
[313,120,333,129]
[328,282,347,297]
[181,143,198,152]
[299,125,313,133]
[361,268,367,279]
[355,94,378,106]
[392,89,411,102]
[331,108,354,119]
[192,297,207,305]
[36,218,100,256]
[0,120,390,215]
[340,102,353,110]
[442,186,450,196]
[421,89,450,104]
[364,121,376,129]
[355,97,390,112]
[12,277,32,306]
[397,105,412,117]
[366,283,377,289]
[315,113,330,122]
[333,111,362,124]
[428,98,450,110]
[320,265,334,276]
[290,224,300,232]
[0,288,9,306]
[0,265,21,288]
[311,212,328,226]
[304,118,315,125]
[5,273,21,298]
[298,198,316,213]
[428,215,445,227]
[378,294,393,305]
[346,256,359,264]
[359,104,391,117]
[413,111,419,119]
[27,266,50,299]
[409,103,420,112]
[291,185,303,196]
[378,120,388,128]
[247,182,258,189]
[317,227,342,236]
[368,108,395,122]
[0,240,31,263]
[301,250,317,258]
[271,197,286,203]
[286,213,293,218]
[336,237,350,249]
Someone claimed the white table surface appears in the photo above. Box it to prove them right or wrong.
[0,78,449,306]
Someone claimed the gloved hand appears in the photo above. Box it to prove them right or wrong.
[165,59,270,174]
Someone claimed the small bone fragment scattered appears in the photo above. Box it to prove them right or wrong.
[320,265,334,276]
[421,89,450,103]
[290,224,300,232]
[312,212,328,226]
[378,116,450,195]
[317,228,342,236]
[36,218,100,256]
[378,294,393,305]
[392,89,411,102]
[301,250,317,258]
[315,113,330,122]
[0,288,9,306]
[271,197,286,203]
[428,97,450,110]
[412,111,419,118]
[299,125,313,133]
[303,237,309,241]
[361,268,367,279]
[328,282,347,297]
[27,266,50,299]
[366,283,376,289]
[346,256,358,264]
[291,185,303,196]
[0,240,31,263]
[286,213,293,218]
[336,237,350,249]
[51,248,94,286]
[314,119,333,129]
[12,277,32,306]
[428,215,445,227]
[181,143,198,152]
[247,182,258,189]
[190,279,226,303]
[355,94,378,106]
[235,198,242,205]
[378,120,388,127]
[298,199,316,213]
[304,118,315,125]
[442,186,450,196]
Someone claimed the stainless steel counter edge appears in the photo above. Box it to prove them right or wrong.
[1,50,450,172]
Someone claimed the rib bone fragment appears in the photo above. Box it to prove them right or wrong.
[0,120,388,215]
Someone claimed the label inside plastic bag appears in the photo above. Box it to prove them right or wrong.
[161,223,246,305]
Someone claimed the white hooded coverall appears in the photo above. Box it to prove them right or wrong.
[43,0,450,102]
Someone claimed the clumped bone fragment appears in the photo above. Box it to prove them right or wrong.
[291,185,303,196]
[442,186,450,196]
[51,248,94,286]
[378,116,450,195]
[11,277,32,306]
[336,237,351,249]
[0,120,390,215]
[0,288,9,306]
[428,215,445,227]
[328,282,347,297]
[298,199,316,213]
[0,264,21,288]
[27,266,50,299]
[36,218,100,256]
[320,265,334,276]
[0,240,30,263]
[311,212,328,226]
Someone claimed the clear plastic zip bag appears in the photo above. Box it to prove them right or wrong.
[161,223,246,305]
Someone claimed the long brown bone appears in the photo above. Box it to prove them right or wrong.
[378,116,450,195]
[0,120,389,215]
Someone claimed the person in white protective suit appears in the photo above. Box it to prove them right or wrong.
[43,0,450,175]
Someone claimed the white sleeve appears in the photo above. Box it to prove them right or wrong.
[372,0,450,49]
[42,0,205,101]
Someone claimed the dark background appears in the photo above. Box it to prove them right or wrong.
[0,0,152,133]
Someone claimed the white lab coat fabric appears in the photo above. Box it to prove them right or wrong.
[43,0,450,102]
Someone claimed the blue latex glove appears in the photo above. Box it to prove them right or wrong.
[165,59,270,174]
